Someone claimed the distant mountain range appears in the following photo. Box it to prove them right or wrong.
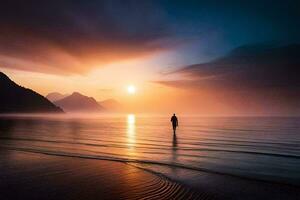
[53,92,104,113]
[0,72,63,113]
[46,92,69,102]
[0,71,121,114]
[98,99,123,111]
[46,92,122,113]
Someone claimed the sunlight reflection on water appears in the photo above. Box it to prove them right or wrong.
[126,114,136,152]
[0,115,299,186]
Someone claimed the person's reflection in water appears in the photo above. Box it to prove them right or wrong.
[172,134,178,150]
[171,132,178,174]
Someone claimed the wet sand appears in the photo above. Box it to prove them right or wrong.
[0,149,211,200]
[134,163,300,200]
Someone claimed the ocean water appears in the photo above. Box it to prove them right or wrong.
[0,114,299,191]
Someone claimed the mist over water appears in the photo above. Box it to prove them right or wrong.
[0,114,299,187]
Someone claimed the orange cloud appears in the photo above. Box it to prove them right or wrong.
[0,1,174,75]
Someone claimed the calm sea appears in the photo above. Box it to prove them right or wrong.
[0,115,299,190]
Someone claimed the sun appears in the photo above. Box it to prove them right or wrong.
[127,85,136,94]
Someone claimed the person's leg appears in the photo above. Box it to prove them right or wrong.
[173,125,176,134]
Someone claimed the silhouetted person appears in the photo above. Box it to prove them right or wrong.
[170,113,178,134]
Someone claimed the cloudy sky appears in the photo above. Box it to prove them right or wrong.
[1,0,299,115]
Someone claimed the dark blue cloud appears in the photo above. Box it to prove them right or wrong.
[156,43,300,115]
[171,44,300,88]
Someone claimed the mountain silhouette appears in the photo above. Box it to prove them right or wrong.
[46,92,69,102]
[98,99,123,111]
[54,92,104,113]
[0,72,63,113]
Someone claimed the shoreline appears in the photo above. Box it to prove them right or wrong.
[1,148,300,199]
[2,145,299,188]
[0,149,210,200]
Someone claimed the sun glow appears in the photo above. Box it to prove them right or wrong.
[127,85,136,94]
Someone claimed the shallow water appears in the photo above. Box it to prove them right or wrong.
[0,114,299,188]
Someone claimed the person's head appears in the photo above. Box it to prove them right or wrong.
[173,113,175,116]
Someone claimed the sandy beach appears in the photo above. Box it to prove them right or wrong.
[0,149,211,200]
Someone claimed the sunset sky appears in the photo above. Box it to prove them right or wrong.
[1,0,299,115]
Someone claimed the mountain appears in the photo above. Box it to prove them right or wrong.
[46,92,69,102]
[0,72,63,113]
[98,99,122,111]
[54,92,104,113]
